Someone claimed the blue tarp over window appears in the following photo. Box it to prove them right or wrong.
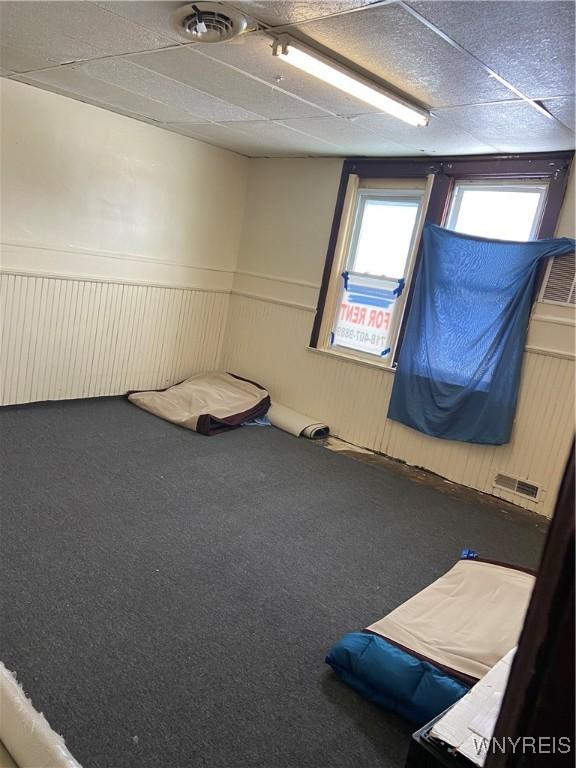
[388,224,575,445]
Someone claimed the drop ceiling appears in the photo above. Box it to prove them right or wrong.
[1,0,574,157]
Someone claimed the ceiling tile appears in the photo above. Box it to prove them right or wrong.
[410,1,575,99]
[434,102,576,153]
[131,46,328,119]
[0,1,175,73]
[543,96,576,133]
[230,1,370,27]
[353,112,498,155]
[278,116,412,154]
[167,110,502,157]
[166,121,252,144]
[2,0,573,159]
[191,32,384,116]
[14,66,211,124]
[294,3,516,108]
[0,44,54,75]
[169,119,343,156]
[82,57,263,121]
[164,122,273,155]
[91,1,189,43]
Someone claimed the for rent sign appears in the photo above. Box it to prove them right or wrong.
[332,272,403,356]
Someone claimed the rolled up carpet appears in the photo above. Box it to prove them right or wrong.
[0,663,81,768]
[267,404,329,439]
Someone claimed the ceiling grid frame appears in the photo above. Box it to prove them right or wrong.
[1,0,573,157]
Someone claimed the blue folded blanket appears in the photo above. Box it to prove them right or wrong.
[326,631,470,726]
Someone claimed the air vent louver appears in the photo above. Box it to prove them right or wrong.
[172,2,253,43]
[494,473,541,501]
[540,252,576,305]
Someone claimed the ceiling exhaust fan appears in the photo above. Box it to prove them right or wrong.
[171,2,257,44]
[170,2,430,127]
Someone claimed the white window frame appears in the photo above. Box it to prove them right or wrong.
[346,188,425,278]
[316,175,433,368]
[445,180,549,240]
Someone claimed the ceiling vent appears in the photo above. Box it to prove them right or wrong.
[172,2,255,43]
[494,473,541,501]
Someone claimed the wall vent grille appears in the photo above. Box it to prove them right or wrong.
[494,473,541,501]
[540,252,576,305]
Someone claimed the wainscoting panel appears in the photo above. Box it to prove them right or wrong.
[0,272,229,405]
[222,294,575,517]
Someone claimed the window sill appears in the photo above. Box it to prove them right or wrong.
[306,345,397,373]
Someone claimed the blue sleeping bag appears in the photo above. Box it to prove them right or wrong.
[325,555,535,725]
[326,631,469,725]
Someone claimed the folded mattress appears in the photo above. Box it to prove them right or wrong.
[129,372,270,436]
[326,558,534,725]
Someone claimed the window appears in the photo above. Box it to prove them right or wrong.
[350,192,422,277]
[317,178,428,363]
[330,188,425,358]
[445,182,548,241]
[311,153,572,367]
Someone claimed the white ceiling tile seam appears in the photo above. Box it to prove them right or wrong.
[6,60,558,118]
[1,42,186,78]
[215,119,345,149]
[227,0,399,36]
[98,57,270,121]
[7,77,167,127]
[8,65,506,138]
[276,113,500,154]
[84,0,185,47]
[431,104,576,137]
[11,71,214,125]
[398,0,558,123]
[183,44,343,118]
[4,40,349,120]
[4,7,565,116]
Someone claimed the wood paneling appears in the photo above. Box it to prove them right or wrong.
[0,272,228,405]
[222,293,575,517]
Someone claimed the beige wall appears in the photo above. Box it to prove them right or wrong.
[0,79,248,402]
[232,158,342,309]
[222,158,575,517]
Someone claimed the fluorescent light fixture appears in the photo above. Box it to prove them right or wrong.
[272,37,429,128]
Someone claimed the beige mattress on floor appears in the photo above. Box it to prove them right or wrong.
[368,559,535,681]
[129,372,270,435]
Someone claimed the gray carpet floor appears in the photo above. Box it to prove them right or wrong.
[0,398,546,768]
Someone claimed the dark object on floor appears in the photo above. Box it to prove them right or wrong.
[129,371,270,435]
[405,710,470,768]
[486,443,575,768]
[0,398,546,768]
[326,559,534,725]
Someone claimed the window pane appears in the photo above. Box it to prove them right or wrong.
[352,198,420,277]
[447,185,547,241]
[332,191,423,359]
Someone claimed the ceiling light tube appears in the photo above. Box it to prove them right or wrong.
[272,36,429,128]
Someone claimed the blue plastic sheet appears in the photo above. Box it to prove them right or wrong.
[388,224,575,444]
